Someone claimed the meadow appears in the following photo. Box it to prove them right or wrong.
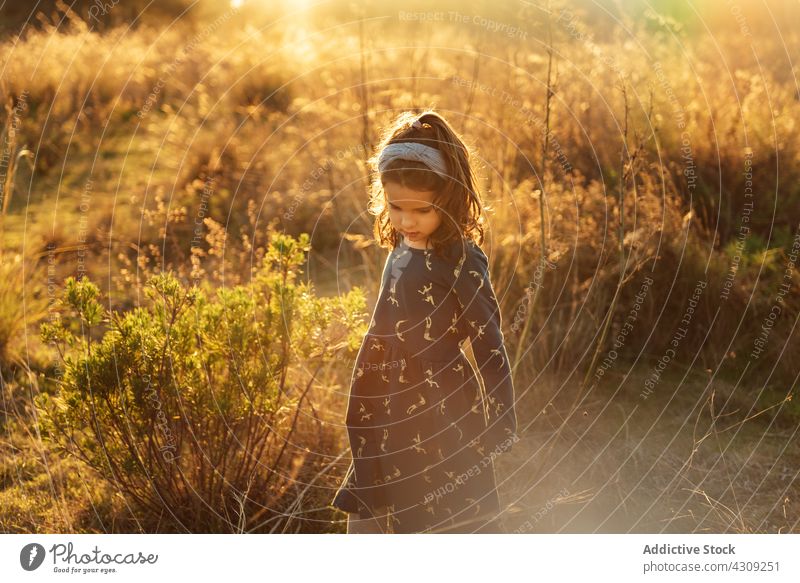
[0,0,798,533]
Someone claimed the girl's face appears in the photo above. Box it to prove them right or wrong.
[384,182,442,248]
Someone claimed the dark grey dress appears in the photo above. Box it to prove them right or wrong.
[330,235,518,533]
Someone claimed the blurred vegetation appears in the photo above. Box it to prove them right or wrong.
[0,0,797,532]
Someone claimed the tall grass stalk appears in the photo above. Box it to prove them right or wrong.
[512,0,556,379]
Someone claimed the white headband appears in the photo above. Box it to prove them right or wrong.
[377,142,449,179]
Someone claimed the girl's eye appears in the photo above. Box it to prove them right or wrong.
[388,205,431,213]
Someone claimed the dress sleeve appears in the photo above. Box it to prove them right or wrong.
[451,241,518,454]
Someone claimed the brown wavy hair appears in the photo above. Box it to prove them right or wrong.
[367,110,486,259]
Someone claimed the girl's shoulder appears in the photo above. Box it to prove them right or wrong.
[443,236,485,260]
[435,236,488,273]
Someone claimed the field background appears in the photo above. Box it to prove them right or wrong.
[0,0,798,534]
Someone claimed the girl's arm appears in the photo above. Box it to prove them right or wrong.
[452,241,519,454]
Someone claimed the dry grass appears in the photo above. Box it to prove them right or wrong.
[500,367,798,533]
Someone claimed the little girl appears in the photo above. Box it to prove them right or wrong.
[330,110,518,534]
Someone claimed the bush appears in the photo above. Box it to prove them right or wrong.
[37,232,367,532]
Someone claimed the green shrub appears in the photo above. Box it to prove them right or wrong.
[37,232,367,532]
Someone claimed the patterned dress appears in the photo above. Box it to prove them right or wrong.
[330,235,518,533]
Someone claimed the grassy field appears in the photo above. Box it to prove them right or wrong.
[0,0,798,533]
